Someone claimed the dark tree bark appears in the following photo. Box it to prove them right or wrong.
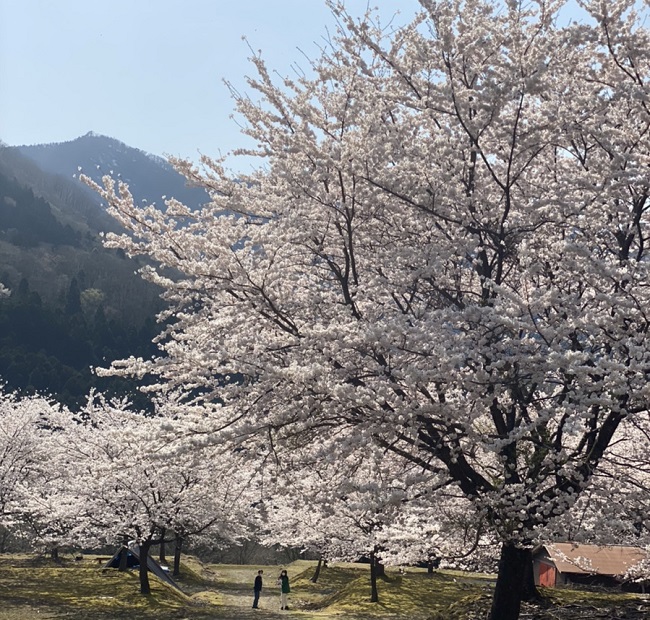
[173,534,183,577]
[311,557,323,583]
[159,527,167,564]
[118,537,129,572]
[427,557,440,574]
[138,539,152,595]
[51,547,59,561]
[521,548,540,602]
[369,550,379,603]
[489,542,530,620]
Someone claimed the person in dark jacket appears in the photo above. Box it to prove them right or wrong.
[252,569,263,608]
[277,569,290,610]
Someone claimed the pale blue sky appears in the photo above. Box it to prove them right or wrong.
[0,0,419,165]
[1,1,588,168]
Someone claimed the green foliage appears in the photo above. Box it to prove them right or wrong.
[0,170,81,248]
[0,163,166,410]
[0,277,159,410]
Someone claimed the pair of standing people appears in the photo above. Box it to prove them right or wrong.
[252,568,291,610]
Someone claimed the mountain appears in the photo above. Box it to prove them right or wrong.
[0,145,119,236]
[15,131,209,212]
[0,142,162,318]
[0,134,190,410]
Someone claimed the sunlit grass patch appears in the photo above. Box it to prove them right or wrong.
[204,559,314,588]
[190,589,225,605]
[166,555,214,587]
[291,563,367,608]
[288,563,492,619]
[207,562,278,589]
[0,565,188,613]
[540,584,643,607]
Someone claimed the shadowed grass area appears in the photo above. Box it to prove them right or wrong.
[543,585,641,606]
[526,585,650,618]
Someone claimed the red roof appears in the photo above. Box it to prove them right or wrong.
[541,543,647,577]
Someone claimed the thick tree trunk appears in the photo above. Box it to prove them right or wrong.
[0,528,9,553]
[51,547,59,561]
[138,539,152,595]
[173,534,183,577]
[118,537,129,572]
[159,528,167,564]
[311,557,323,583]
[369,550,379,603]
[521,548,540,602]
[489,542,530,620]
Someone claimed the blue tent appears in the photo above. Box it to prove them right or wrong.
[103,544,182,592]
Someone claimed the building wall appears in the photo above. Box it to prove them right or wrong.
[534,560,558,587]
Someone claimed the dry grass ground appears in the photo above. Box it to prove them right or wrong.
[0,553,647,619]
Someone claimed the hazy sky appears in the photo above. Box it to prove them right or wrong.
[1,1,590,169]
[0,0,421,166]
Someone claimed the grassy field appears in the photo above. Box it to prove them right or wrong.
[0,553,647,619]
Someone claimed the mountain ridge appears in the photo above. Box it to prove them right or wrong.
[0,133,176,408]
[14,131,209,213]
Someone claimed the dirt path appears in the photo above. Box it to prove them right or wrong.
[209,585,302,618]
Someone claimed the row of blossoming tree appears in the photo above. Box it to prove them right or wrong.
[0,383,649,614]
[4,0,650,619]
[0,389,252,594]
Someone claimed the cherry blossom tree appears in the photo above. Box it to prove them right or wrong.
[0,391,59,535]
[45,393,249,594]
[258,448,440,602]
[0,390,85,561]
[83,1,650,618]
[17,462,81,560]
[376,492,499,574]
[536,412,650,587]
[547,411,650,549]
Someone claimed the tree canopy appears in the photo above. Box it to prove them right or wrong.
[82,1,650,618]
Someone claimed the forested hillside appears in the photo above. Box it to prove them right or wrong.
[0,170,80,247]
[0,145,119,235]
[0,143,167,410]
